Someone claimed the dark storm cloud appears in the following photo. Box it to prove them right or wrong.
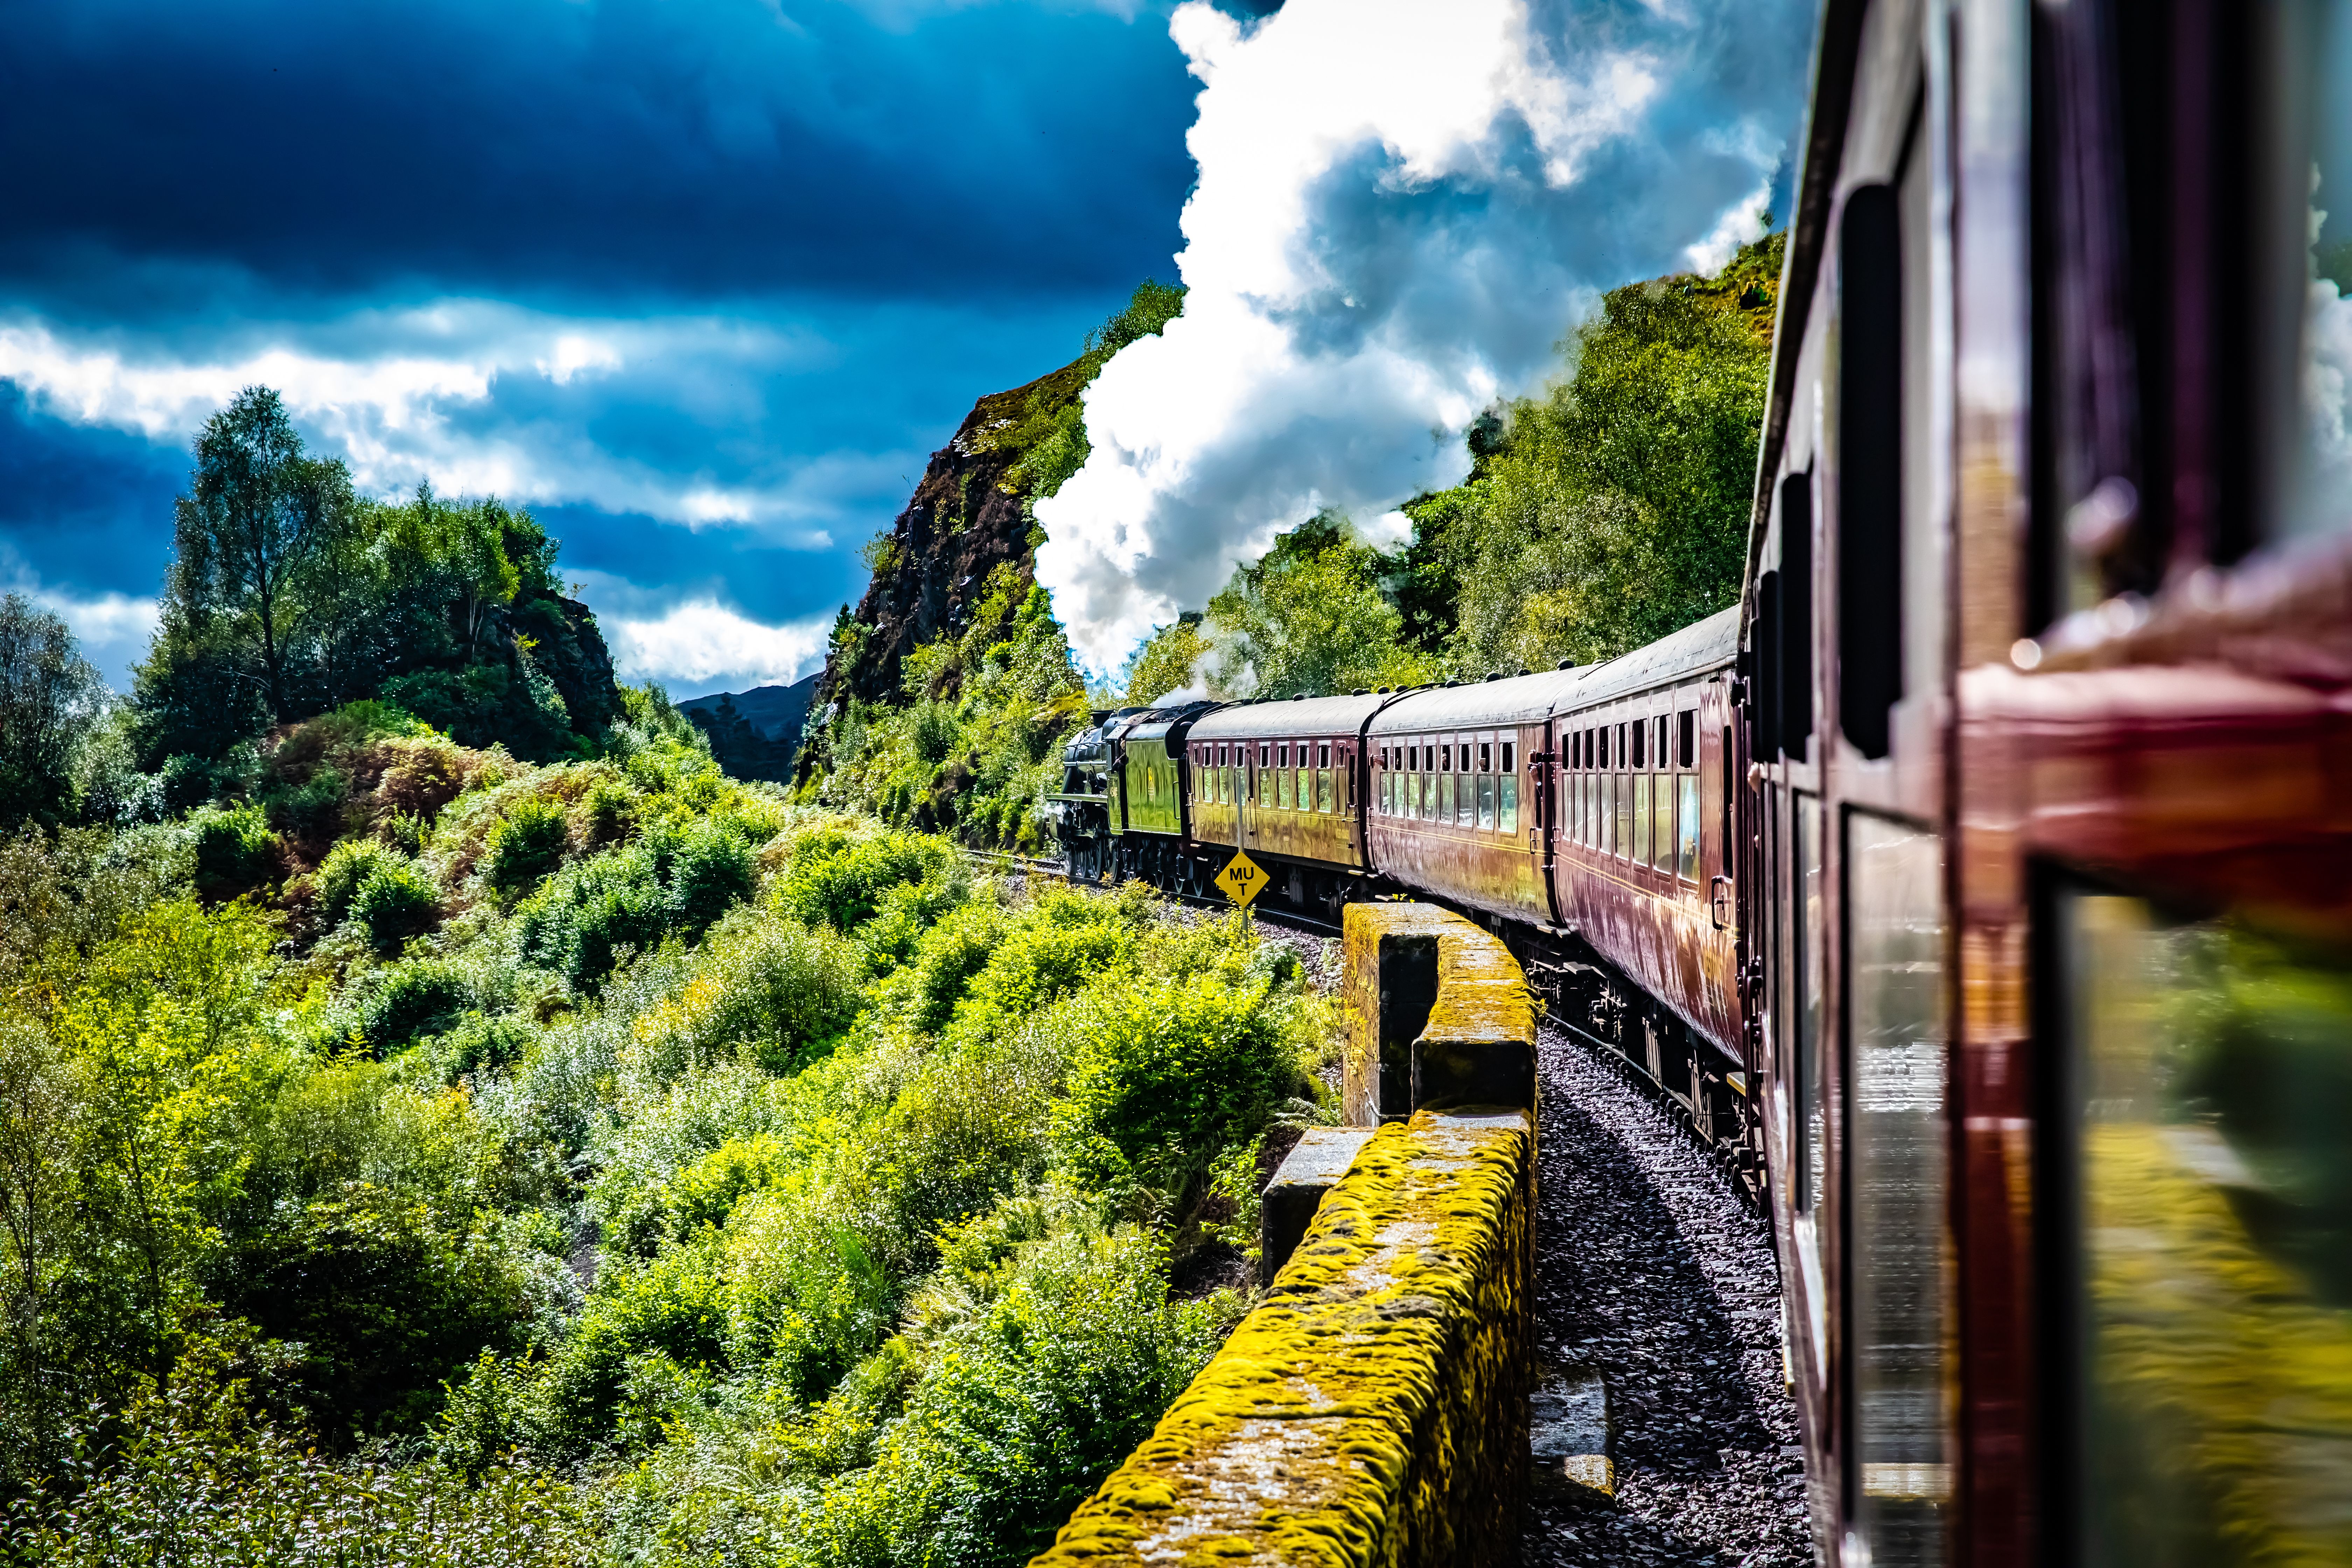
[0,0,1196,691]
[0,0,1195,318]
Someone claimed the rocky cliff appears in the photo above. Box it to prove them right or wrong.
[813,359,1087,710]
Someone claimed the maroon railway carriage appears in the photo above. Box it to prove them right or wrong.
[1744,0,2352,1562]
[1363,671,1568,930]
[1541,607,1745,1072]
[1365,610,1755,1159]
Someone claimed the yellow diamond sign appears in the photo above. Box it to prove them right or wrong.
[1214,850,1268,909]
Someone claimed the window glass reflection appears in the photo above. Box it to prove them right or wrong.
[2062,894,2352,1566]
[2276,4,2352,543]
[1848,812,1951,1566]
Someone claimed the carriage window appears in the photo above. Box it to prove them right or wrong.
[1477,774,1496,829]
[2057,894,2352,1564]
[1847,813,1952,1565]
[1318,742,1331,769]
[1651,769,1673,872]
[1794,796,1826,1208]
[1479,741,1492,772]
[1678,774,1700,880]
[1632,721,1646,770]
[1503,740,1516,773]
[1679,709,1696,770]
[1632,773,1651,865]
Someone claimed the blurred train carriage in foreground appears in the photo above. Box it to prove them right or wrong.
[1054,0,2352,1560]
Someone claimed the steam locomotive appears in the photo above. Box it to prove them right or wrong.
[1061,0,2352,1560]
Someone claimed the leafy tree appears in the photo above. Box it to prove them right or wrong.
[167,387,357,727]
[1199,514,1435,698]
[0,594,108,829]
[1405,230,1783,672]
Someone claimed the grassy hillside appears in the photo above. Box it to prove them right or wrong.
[0,696,1331,1566]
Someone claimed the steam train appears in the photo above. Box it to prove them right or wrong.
[1060,0,2352,1560]
[1051,606,1758,1188]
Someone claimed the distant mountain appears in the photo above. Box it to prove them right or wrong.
[677,674,818,782]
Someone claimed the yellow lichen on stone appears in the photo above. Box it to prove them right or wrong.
[1342,903,1536,1122]
[1031,1115,1532,1565]
[1032,906,1538,1567]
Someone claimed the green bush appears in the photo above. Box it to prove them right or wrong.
[905,901,1010,1032]
[778,830,961,936]
[1053,976,1304,1193]
[516,846,669,990]
[600,1133,790,1256]
[317,835,399,925]
[351,858,441,953]
[432,1010,534,1078]
[190,803,279,902]
[14,1347,591,1565]
[629,911,864,1080]
[263,764,350,838]
[483,794,571,898]
[658,817,759,940]
[965,916,1134,1024]
[214,1182,528,1446]
[513,819,758,992]
[792,1223,1234,1568]
[353,960,473,1053]
[909,701,958,764]
[534,1239,733,1457]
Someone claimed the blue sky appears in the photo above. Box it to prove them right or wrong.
[0,0,1206,694]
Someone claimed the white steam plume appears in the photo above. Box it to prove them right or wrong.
[1035,0,1808,672]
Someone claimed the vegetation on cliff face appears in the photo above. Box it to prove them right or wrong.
[793,283,1183,850]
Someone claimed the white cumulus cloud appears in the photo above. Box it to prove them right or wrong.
[1033,0,1807,672]
[0,303,865,536]
[0,551,160,690]
[602,598,833,695]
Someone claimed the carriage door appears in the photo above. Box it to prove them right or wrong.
[1833,71,1955,1565]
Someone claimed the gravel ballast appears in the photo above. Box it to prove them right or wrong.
[1524,1026,1813,1566]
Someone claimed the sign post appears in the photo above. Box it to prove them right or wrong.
[1214,850,1267,910]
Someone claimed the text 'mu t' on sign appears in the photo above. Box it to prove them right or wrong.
[1215,851,1266,909]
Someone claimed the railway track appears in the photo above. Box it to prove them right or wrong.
[1526,1021,1808,1566]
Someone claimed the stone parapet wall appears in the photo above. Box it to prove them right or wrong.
[1030,904,1536,1568]
[1342,902,1538,1124]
